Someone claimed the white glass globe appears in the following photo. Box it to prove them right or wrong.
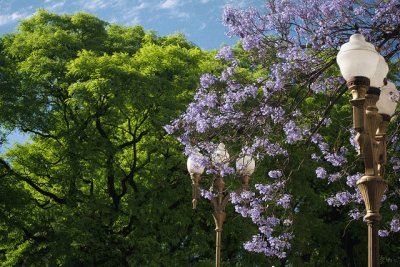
[236,155,255,176]
[187,152,205,175]
[376,82,399,116]
[211,143,230,164]
[370,55,389,88]
[337,34,380,81]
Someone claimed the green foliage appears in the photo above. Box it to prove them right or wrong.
[0,10,274,266]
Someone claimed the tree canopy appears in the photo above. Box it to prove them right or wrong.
[0,10,270,266]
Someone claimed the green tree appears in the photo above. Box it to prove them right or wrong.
[0,10,270,266]
[0,11,361,266]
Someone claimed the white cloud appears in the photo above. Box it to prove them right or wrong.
[81,0,112,10]
[114,1,152,26]
[198,22,206,30]
[159,0,179,9]
[132,2,149,11]
[170,10,189,19]
[0,12,29,26]
[46,0,66,11]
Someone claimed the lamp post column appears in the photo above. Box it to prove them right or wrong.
[336,33,396,266]
[211,176,229,267]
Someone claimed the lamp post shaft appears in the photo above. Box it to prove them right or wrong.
[215,229,222,267]
[368,220,380,267]
[211,176,229,267]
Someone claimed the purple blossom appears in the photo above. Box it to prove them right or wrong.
[215,46,234,61]
[220,65,237,81]
[200,73,217,88]
[283,120,302,144]
[349,208,363,220]
[318,142,330,153]
[268,170,283,179]
[327,191,353,207]
[390,204,398,211]
[259,225,273,236]
[235,205,249,217]
[324,152,347,167]
[223,6,265,50]
[243,233,292,259]
[346,173,362,188]
[311,153,321,161]
[270,107,285,124]
[349,128,360,151]
[252,137,288,158]
[200,189,213,200]
[390,219,400,232]
[277,194,291,209]
[391,157,400,171]
[255,183,273,196]
[163,124,174,134]
[248,205,263,222]
[241,190,255,200]
[230,192,242,204]
[315,167,327,179]
[328,172,341,183]
[266,216,281,227]
[378,230,389,237]
[310,133,323,144]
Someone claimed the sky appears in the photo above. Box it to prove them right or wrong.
[0,0,263,50]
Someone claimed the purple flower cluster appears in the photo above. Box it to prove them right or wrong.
[268,170,283,179]
[390,219,400,232]
[346,173,362,188]
[223,6,265,50]
[283,120,303,144]
[243,233,293,259]
[327,172,341,183]
[230,175,292,258]
[348,208,363,220]
[200,73,217,89]
[200,189,213,200]
[315,167,327,179]
[378,230,389,237]
[380,217,400,237]
[327,191,353,207]
[277,194,291,209]
[390,157,400,172]
[215,46,234,61]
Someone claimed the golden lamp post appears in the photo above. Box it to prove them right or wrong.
[187,143,255,267]
[337,33,399,267]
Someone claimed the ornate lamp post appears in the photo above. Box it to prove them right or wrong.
[187,143,255,267]
[337,33,399,267]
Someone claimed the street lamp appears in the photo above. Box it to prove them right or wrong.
[187,143,255,267]
[337,33,398,267]
[187,151,205,209]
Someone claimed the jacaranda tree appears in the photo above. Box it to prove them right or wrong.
[167,1,400,266]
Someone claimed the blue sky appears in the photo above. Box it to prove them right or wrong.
[0,0,262,50]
